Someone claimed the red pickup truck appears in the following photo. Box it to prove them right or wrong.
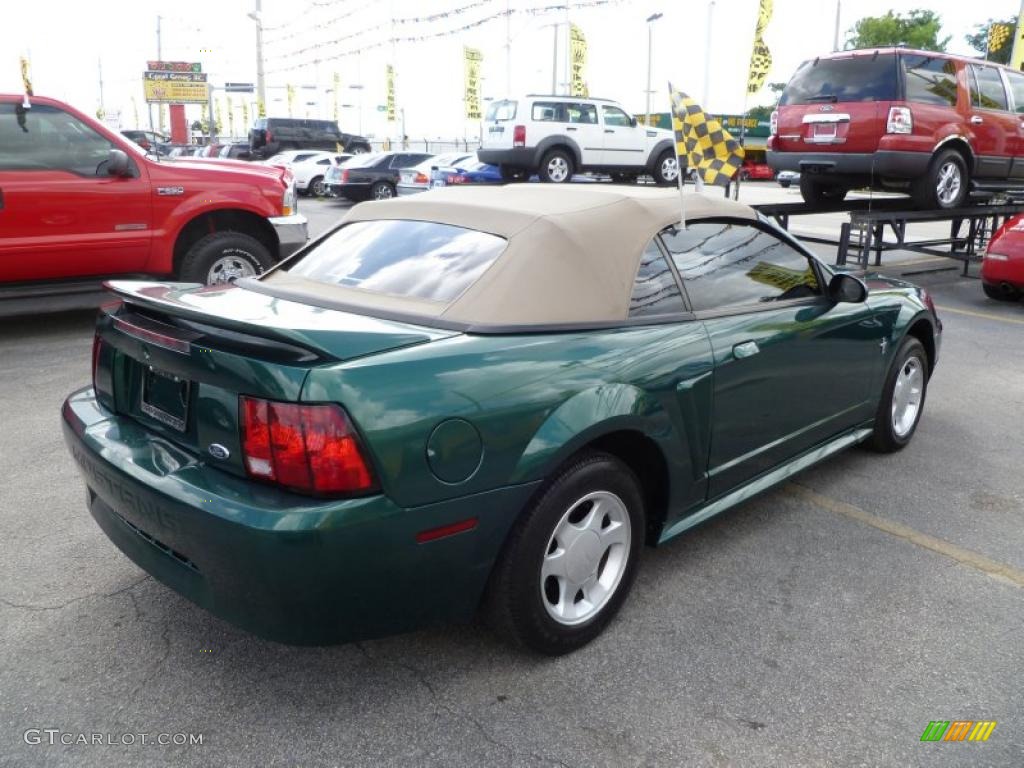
[0,95,308,314]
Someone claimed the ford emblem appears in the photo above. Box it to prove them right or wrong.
[208,443,230,460]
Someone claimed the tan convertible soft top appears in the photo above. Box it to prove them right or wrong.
[259,185,758,327]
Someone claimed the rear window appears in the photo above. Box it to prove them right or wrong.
[344,153,387,168]
[486,100,517,121]
[285,220,507,303]
[780,54,898,105]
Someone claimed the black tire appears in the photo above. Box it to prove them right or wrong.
[651,149,679,186]
[912,149,969,210]
[370,181,395,200]
[538,148,574,183]
[799,175,848,206]
[867,336,929,453]
[739,169,751,181]
[484,451,645,655]
[177,231,276,285]
[779,180,791,188]
[308,175,325,197]
[982,282,1021,301]
[611,173,638,185]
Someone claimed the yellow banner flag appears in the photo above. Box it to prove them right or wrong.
[333,72,341,122]
[19,56,33,97]
[570,24,587,97]
[1012,10,1024,70]
[464,47,482,120]
[746,0,773,95]
[989,23,1013,54]
[286,84,295,117]
[386,64,396,122]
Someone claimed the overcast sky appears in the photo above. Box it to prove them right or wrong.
[1,0,1018,140]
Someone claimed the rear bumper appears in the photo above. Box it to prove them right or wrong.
[267,213,309,259]
[767,150,930,179]
[328,182,371,199]
[477,147,533,167]
[62,387,537,645]
[981,255,1024,288]
[396,184,429,196]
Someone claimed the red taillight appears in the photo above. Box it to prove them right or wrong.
[239,396,376,496]
[450,175,468,184]
[414,172,429,184]
[769,109,778,136]
[341,169,350,182]
[265,129,273,143]
[512,124,526,147]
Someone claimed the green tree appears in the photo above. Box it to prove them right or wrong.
[965,18,1016,64]
[846,10,949,52]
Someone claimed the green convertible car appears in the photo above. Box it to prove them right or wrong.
[62,186,941,654]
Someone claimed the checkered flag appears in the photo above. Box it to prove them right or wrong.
[988,23,1013,54]
[669,85,745,188]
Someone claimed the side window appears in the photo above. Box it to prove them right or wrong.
[628,240,687,318]
[971,65,1009,111]
[902,56,958,107]
[602,105,633,127]
[531,102,561,122]
[0,103,113,175]
[566,103,597,124]
[1006,70,1024,114]
[317,158,331,165]
[661,221,820,311]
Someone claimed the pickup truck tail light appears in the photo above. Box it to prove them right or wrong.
[769,109,778,136]
[240,396,378,496]
[886,106,912,134]
[513,124,526,147]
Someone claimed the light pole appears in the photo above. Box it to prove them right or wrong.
[247,2,266,115]
[348,84,364,135]
[702,1,715,107]
[645,12,663,127]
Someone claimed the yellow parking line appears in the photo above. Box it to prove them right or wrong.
[936,305,1024,326]
[785,483,1024,589]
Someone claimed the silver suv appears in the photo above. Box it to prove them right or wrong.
[478,95,678,184]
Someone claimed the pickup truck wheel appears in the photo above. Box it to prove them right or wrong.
[652,149,679,186]
[178,232,275,285]
[799,175,848,205]
[912,149,968,210]
[371,181,395,199]
[485,451,644,655]
[539,149,574,183]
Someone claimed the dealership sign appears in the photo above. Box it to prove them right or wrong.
[143,62,207,104]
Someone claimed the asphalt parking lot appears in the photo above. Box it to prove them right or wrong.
[1,184,1022,767]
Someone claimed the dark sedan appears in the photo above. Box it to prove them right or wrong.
[328,151,433,201]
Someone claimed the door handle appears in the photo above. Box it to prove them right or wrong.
[604,129,614,133]
[970,115,984,125]
[566,126,577,131]
[733,341,760,359]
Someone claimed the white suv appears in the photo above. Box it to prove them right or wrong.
[478,95,679,184]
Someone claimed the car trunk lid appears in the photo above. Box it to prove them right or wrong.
[97,280,457,477]
[774,52,899,156]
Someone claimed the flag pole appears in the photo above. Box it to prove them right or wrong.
[668,82,686,227]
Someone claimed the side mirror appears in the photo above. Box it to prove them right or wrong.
[828,273,868,304]
[107,149,132,177]
[630,116,638,127]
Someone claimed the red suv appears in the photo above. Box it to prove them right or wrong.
[768,49,1024,209]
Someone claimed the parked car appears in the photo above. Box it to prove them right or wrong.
[289,152,352,196]
[738,161,775,181]
[218,142,252,160]
[62,185,941,654]
[122,129,169,153]
[428,159,502,188]
[981,214,1024,301]
[0,94,307,312]
[478,95,678,184]
[196,143,224,158]
[249,117,371,160]
[328,151,433,200]
[264,149,327,168]
[777,169,800,188]
[166,145,199,158]
[768,48,1024,209]
[397,152,473,195]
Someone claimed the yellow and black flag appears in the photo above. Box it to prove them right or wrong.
[669,84,744,188]
[746,0,773,95]
[988,22,1013,55]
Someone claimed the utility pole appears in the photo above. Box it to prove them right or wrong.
[156,16,164,133]
[505,0,512,95]
[98,58,105,117]
[702,1,715,107]
[833,0,842,52]
[645,13,663,127]
[551,25,558,93]
[252,0,267,115]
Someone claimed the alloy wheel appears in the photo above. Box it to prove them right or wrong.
[547,156,570,183]
[935,161,962,206]
[661,156,679,182]
[891,357,924,437]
